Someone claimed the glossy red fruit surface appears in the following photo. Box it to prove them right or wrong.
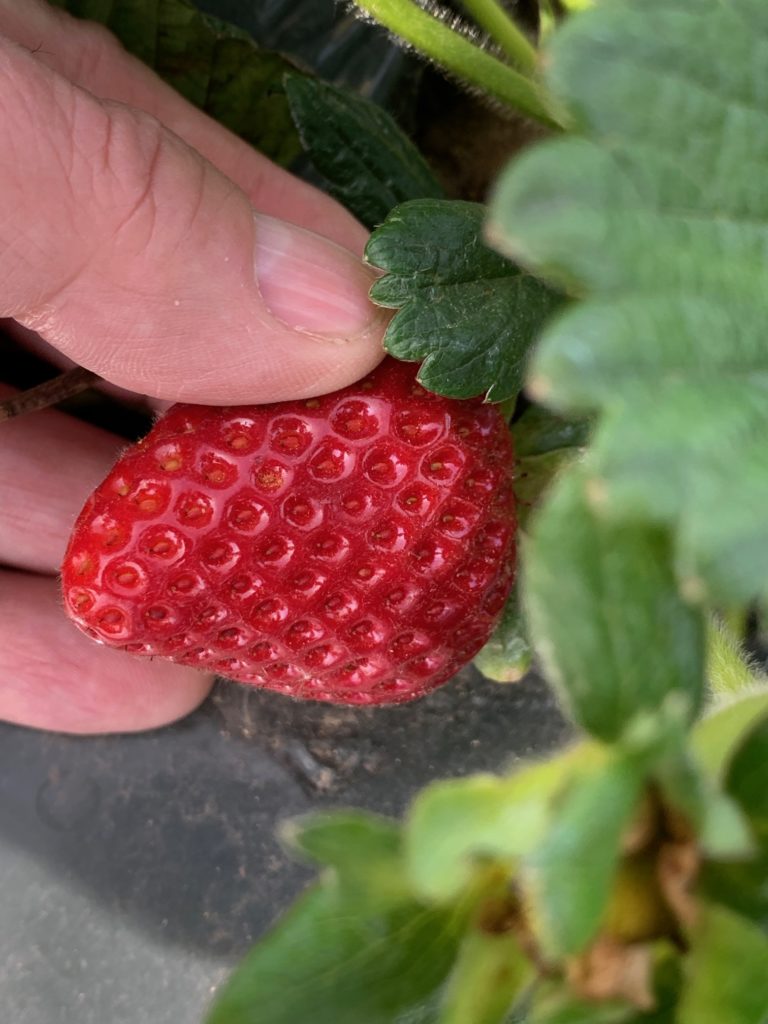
[61,359,516,705]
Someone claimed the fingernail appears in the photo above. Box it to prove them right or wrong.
[254,214,378,337]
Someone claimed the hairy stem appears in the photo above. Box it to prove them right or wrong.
[460,0,538,73]
[0,367,100,422]
[707,615,765,701]
[352,0,561,127]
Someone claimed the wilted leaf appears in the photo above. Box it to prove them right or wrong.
[567,938,654,1011]
[530,948,680,1022]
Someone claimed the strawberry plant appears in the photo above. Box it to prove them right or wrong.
[14,0,768,1020]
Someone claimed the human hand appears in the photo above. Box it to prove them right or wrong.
[0,0,387,734]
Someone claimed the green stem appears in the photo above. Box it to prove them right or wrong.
[352,0,561,128]
[537,0,560,40]
[707,616,766,701]
[460,0,538,74]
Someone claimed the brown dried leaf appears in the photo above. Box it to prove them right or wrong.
[566,937,655,1010]
[657,841,700,931]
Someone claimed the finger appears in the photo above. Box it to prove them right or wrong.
[0,37,387,406]
[0,0,367,253]
[0,385,122,574]
[0,570,213,734]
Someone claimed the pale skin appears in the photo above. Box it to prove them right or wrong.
[0,0,388,734]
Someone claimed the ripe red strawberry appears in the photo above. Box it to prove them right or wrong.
[61,358,516,705]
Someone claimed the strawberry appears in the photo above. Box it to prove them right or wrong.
[61,358,516,705]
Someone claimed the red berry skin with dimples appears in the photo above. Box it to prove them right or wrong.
[61,358,516,705]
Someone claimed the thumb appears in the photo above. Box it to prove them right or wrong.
[0,37,387,405]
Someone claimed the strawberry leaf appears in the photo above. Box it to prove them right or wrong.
[405,748,591,903]
[514,450,581,533]
[53,0,301,165]
[279,811,411,913]
[691,693,768,785]
[284,74,444,228]
[282,810,401,867]
[473,406,588,683]
[524,470,706,742]
[677,904,768,1024]
[208,810,464,1024]
[366,200,561,402]
[523,751,645,957]
[488,0,768,605]
[206,884,461,1024]
[697,675,768,910]
[439,927,532,1024]
[528,985,662,1024]
[513,403,589,530]
[512,405,591,461]
[699,854,768,927]
[725,714,768,839]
